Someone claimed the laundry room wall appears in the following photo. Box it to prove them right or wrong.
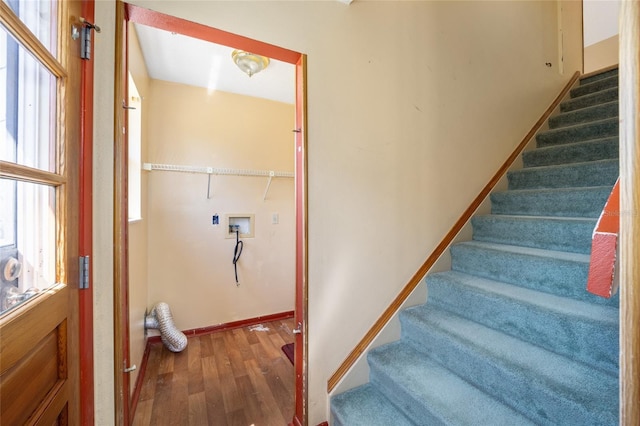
[145,79,295,331]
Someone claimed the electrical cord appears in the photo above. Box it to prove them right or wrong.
[232,228,243,284]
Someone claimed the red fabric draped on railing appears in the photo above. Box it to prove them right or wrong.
[587,178,620,298]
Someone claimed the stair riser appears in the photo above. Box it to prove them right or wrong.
[523,138,618,167]
[570,77,618,98]
[508,160,618,190]
[368,367,446,426]
[331,415,345,426]
[330,384,415,426]
[490,187,611,218]
[536,119,618,148]
[400,314,618,426]
[549,102,618,129]
[580,69,618,85]
[471,216,596,254]
[449,244,618,306]
[560,88,618,113]
[367,343,536,426]
[427,277,619,374]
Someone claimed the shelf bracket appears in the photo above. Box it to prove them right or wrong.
[263,171,275,201]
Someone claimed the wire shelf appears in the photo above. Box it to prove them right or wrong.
[142,163,294,178]
[142,163,294,200]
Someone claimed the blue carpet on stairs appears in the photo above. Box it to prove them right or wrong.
[331,68,620,425]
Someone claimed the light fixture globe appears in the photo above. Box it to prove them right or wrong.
[231,50,270,77]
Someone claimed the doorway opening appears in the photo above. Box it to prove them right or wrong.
[115,4,307,425]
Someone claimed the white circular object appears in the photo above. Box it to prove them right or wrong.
[2,257,22,282]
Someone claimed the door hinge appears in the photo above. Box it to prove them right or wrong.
[79,17,101,60]
[79,255,90,289]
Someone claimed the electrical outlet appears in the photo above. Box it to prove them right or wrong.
[272,213,279,224]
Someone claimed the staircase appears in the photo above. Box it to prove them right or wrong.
[331,68,620,425]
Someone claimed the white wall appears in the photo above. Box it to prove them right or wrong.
[584,0,620,47]
[93,1,116,423]
[145,80,295,331]
[93,1,582,424]
[583,0,620,72]
[585,35,619,72]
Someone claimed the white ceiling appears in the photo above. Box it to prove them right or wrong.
[133,23,295,104]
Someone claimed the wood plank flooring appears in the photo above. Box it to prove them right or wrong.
[132,318,295,426]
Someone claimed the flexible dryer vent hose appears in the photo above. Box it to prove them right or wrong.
[145,302,188,352]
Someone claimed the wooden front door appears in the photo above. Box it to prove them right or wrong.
[0,1,83,424]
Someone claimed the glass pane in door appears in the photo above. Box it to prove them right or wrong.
[1,24,57,172]
[0,178,56,314]
[3,0,57,55]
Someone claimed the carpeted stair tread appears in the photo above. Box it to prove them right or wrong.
[549,101,618,129]
[490,186,612,217]
[570,75,618,98]
[560,87,618,113]
[401,307,618,426]
[579,68,618,85]
[368,342,536,426]
[507,158,618,190]
[471,214,596,254]
[536,117,618,147]
[522,136,618,167]
[450,241,618,307]
[426,271,619,374]
[330,383,415,426]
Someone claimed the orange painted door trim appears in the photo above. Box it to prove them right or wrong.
[79,0,95,423]
[125,4,300,64]
[294,53,308,426]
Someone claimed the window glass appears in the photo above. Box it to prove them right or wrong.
[0,5,59,315]
[0,179,56,314]
[4,0,57,56]
[1,25,57,172]
[0,178,15,247]
[128,73,142,221]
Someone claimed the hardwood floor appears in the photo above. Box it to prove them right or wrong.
[132,318,295,426]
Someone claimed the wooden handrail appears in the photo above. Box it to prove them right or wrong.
[586,179,620,298]
[327,70,581,393]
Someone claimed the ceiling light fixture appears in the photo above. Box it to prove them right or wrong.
[231,50,270,77]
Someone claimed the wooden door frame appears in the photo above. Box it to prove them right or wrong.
[114,2,130,424]
[619,1,639,423]
[79,0,96,423]
[114,3,308,425]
